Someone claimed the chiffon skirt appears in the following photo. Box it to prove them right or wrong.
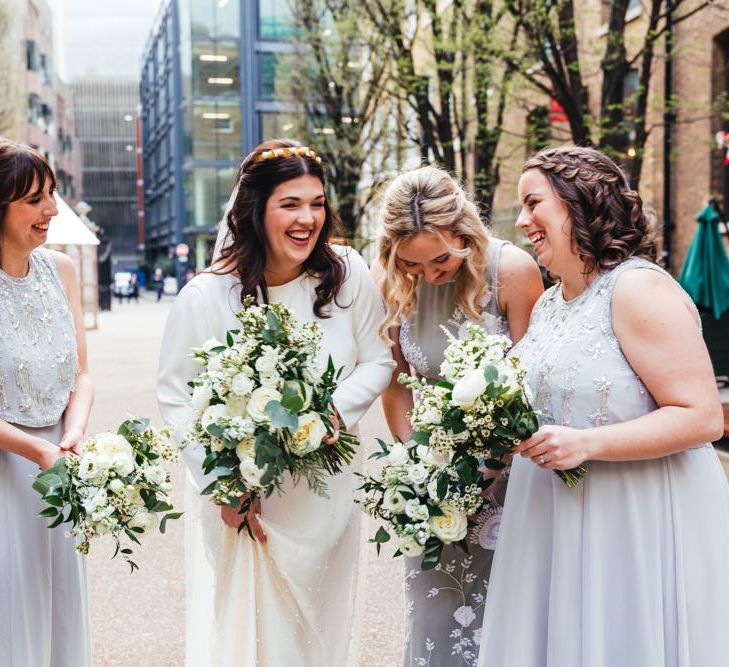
[0,422,91,667]
[477,445,729,667]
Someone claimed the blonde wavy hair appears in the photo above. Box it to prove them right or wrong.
[377,166,490,337]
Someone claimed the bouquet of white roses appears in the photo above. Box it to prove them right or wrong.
[183,296,357,536]
[361,323,586,568]
[33,418,182,572]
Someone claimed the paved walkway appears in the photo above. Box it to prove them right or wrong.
[85,297,405,666]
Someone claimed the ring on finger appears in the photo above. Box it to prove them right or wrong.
[539,455,545,465]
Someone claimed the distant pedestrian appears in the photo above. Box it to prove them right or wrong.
[128,272,139,303]
[153,267,164,302]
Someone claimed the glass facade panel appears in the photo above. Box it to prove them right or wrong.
[185,166,236,229]
[259,111,300,141]
[192,40,240,97]
[191,0,240,39]
[259,0,295,40]
[192,100,242,160]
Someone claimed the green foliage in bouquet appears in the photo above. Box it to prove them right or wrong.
[33,418,182,572]
[185,296,359,537]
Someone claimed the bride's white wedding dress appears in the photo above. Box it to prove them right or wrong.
[157,245,393,666]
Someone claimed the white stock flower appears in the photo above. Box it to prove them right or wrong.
[235,436,256,461]
[202,337,224,352]
[81,487,108,513]
[404,498,430,521]
[398,534,425,557]
[381,486,409,514]
[290,412,326,456]
[201,404,232,430]
[142,462,167,486]
[453,605,477,628]
[429,504,468,543]
[207,355,223,373]
[385,442,409,467]
[239,459,265,487]
[451,368,487,409]
[231,373,255,397]
[246,386,282,422]
[191,383,213,413]
[128,511,157,534]
[254,346,279,374]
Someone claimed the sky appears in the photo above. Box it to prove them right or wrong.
[46,0,165,81]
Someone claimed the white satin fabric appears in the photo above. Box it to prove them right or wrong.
[158,246,394,666]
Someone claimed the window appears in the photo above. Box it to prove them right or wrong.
[259,0,295,40]
[192,101,242,160]
[184,166,237,229]
[259,111,300,142]
[192,41,240,97]
[192,0,240,39]
[25,40,37,71]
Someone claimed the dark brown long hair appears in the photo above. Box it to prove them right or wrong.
[217,139,346,318]
[0,138,56,268]
[523,145,657,275]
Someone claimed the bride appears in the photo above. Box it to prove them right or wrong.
[157,140,393,666]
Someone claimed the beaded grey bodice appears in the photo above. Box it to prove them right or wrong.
[400,237,511,382]
[512,258,672,430]
[0,249,79,427]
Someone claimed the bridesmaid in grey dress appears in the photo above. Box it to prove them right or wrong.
[477,146,729,666]
[0,140,93,666]
[373,166,543,666]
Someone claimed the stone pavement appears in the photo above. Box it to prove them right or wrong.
[85,296,405,666]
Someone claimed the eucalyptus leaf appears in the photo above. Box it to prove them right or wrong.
[264,401,299,431]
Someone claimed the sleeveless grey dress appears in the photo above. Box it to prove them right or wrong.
[0,249,90,666]
[477,258,729,667]
[400,238,510,667]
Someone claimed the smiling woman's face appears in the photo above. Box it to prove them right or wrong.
[262,174,327,284]
[395,230,465,285]
[2,176,58,256]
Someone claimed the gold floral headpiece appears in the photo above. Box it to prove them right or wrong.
[253,146,322,165]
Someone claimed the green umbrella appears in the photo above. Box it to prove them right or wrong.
[678,204,729,320]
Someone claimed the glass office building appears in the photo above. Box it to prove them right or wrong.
[140,0,296,270]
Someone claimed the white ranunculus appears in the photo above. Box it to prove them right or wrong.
[453,605,477,628]
[406,462,430,486]
[246,386,282,422]
[201,404,231,430]
[78,452,101,481]
[108,478,125,495]
[191,383,213,413]
[451,368,488,408]
[412,481,428,497]
[404,498,430,521]
[381,486,409,514]
[128,510,157,534]
[225,394,248,417]
[235,436,256,462]
[290,412,326,457]
[239,459,265,487]
[254,346,279,374]
[385,442,410,467]
[398,534,425,557]
[429,504,468,543]
[202,337,224,353]
[231,373,255,397]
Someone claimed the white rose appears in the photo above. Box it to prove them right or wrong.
[225,394,248,416]
[381,486,409,514]
[202,337,224,352]
[96,433,135,475]
[290,412,326,457]
[398,534,425,557]
[254,346,279,374]
[191,383,213,413]
[404,498,430,521]
[128,511,157,534]
[108,478,125,495]
[235,436,256,461]
[453,605,477,628]
[239,459,265,487]
[451,368,487,408]
[246,386,282,422]
[231,373,255,397]
[406,462,430,486]
[201,404,231,430]
[385,442,410,467]
[429,504,468,543]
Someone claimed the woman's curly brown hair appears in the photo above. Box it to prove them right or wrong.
[216,139,346,318]
[523,145,657,274]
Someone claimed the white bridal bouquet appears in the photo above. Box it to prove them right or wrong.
[361,323,586,569]
[183,296,357,536]
[33,418,182,571]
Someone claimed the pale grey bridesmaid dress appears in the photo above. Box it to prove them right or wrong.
[0,249,90,667]
[477,258,729,667]
[400,238,511,667]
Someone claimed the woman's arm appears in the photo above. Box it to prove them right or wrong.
[330,251,395,431]
[0,420,64,469]
[517,268,723,470]
[497,244,544,344]
[380,327,415,443]
[52,251,94,453]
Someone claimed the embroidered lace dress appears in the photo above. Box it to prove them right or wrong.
[477,258,729,667]
[0,248,90,666]
[400,238,510,667]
